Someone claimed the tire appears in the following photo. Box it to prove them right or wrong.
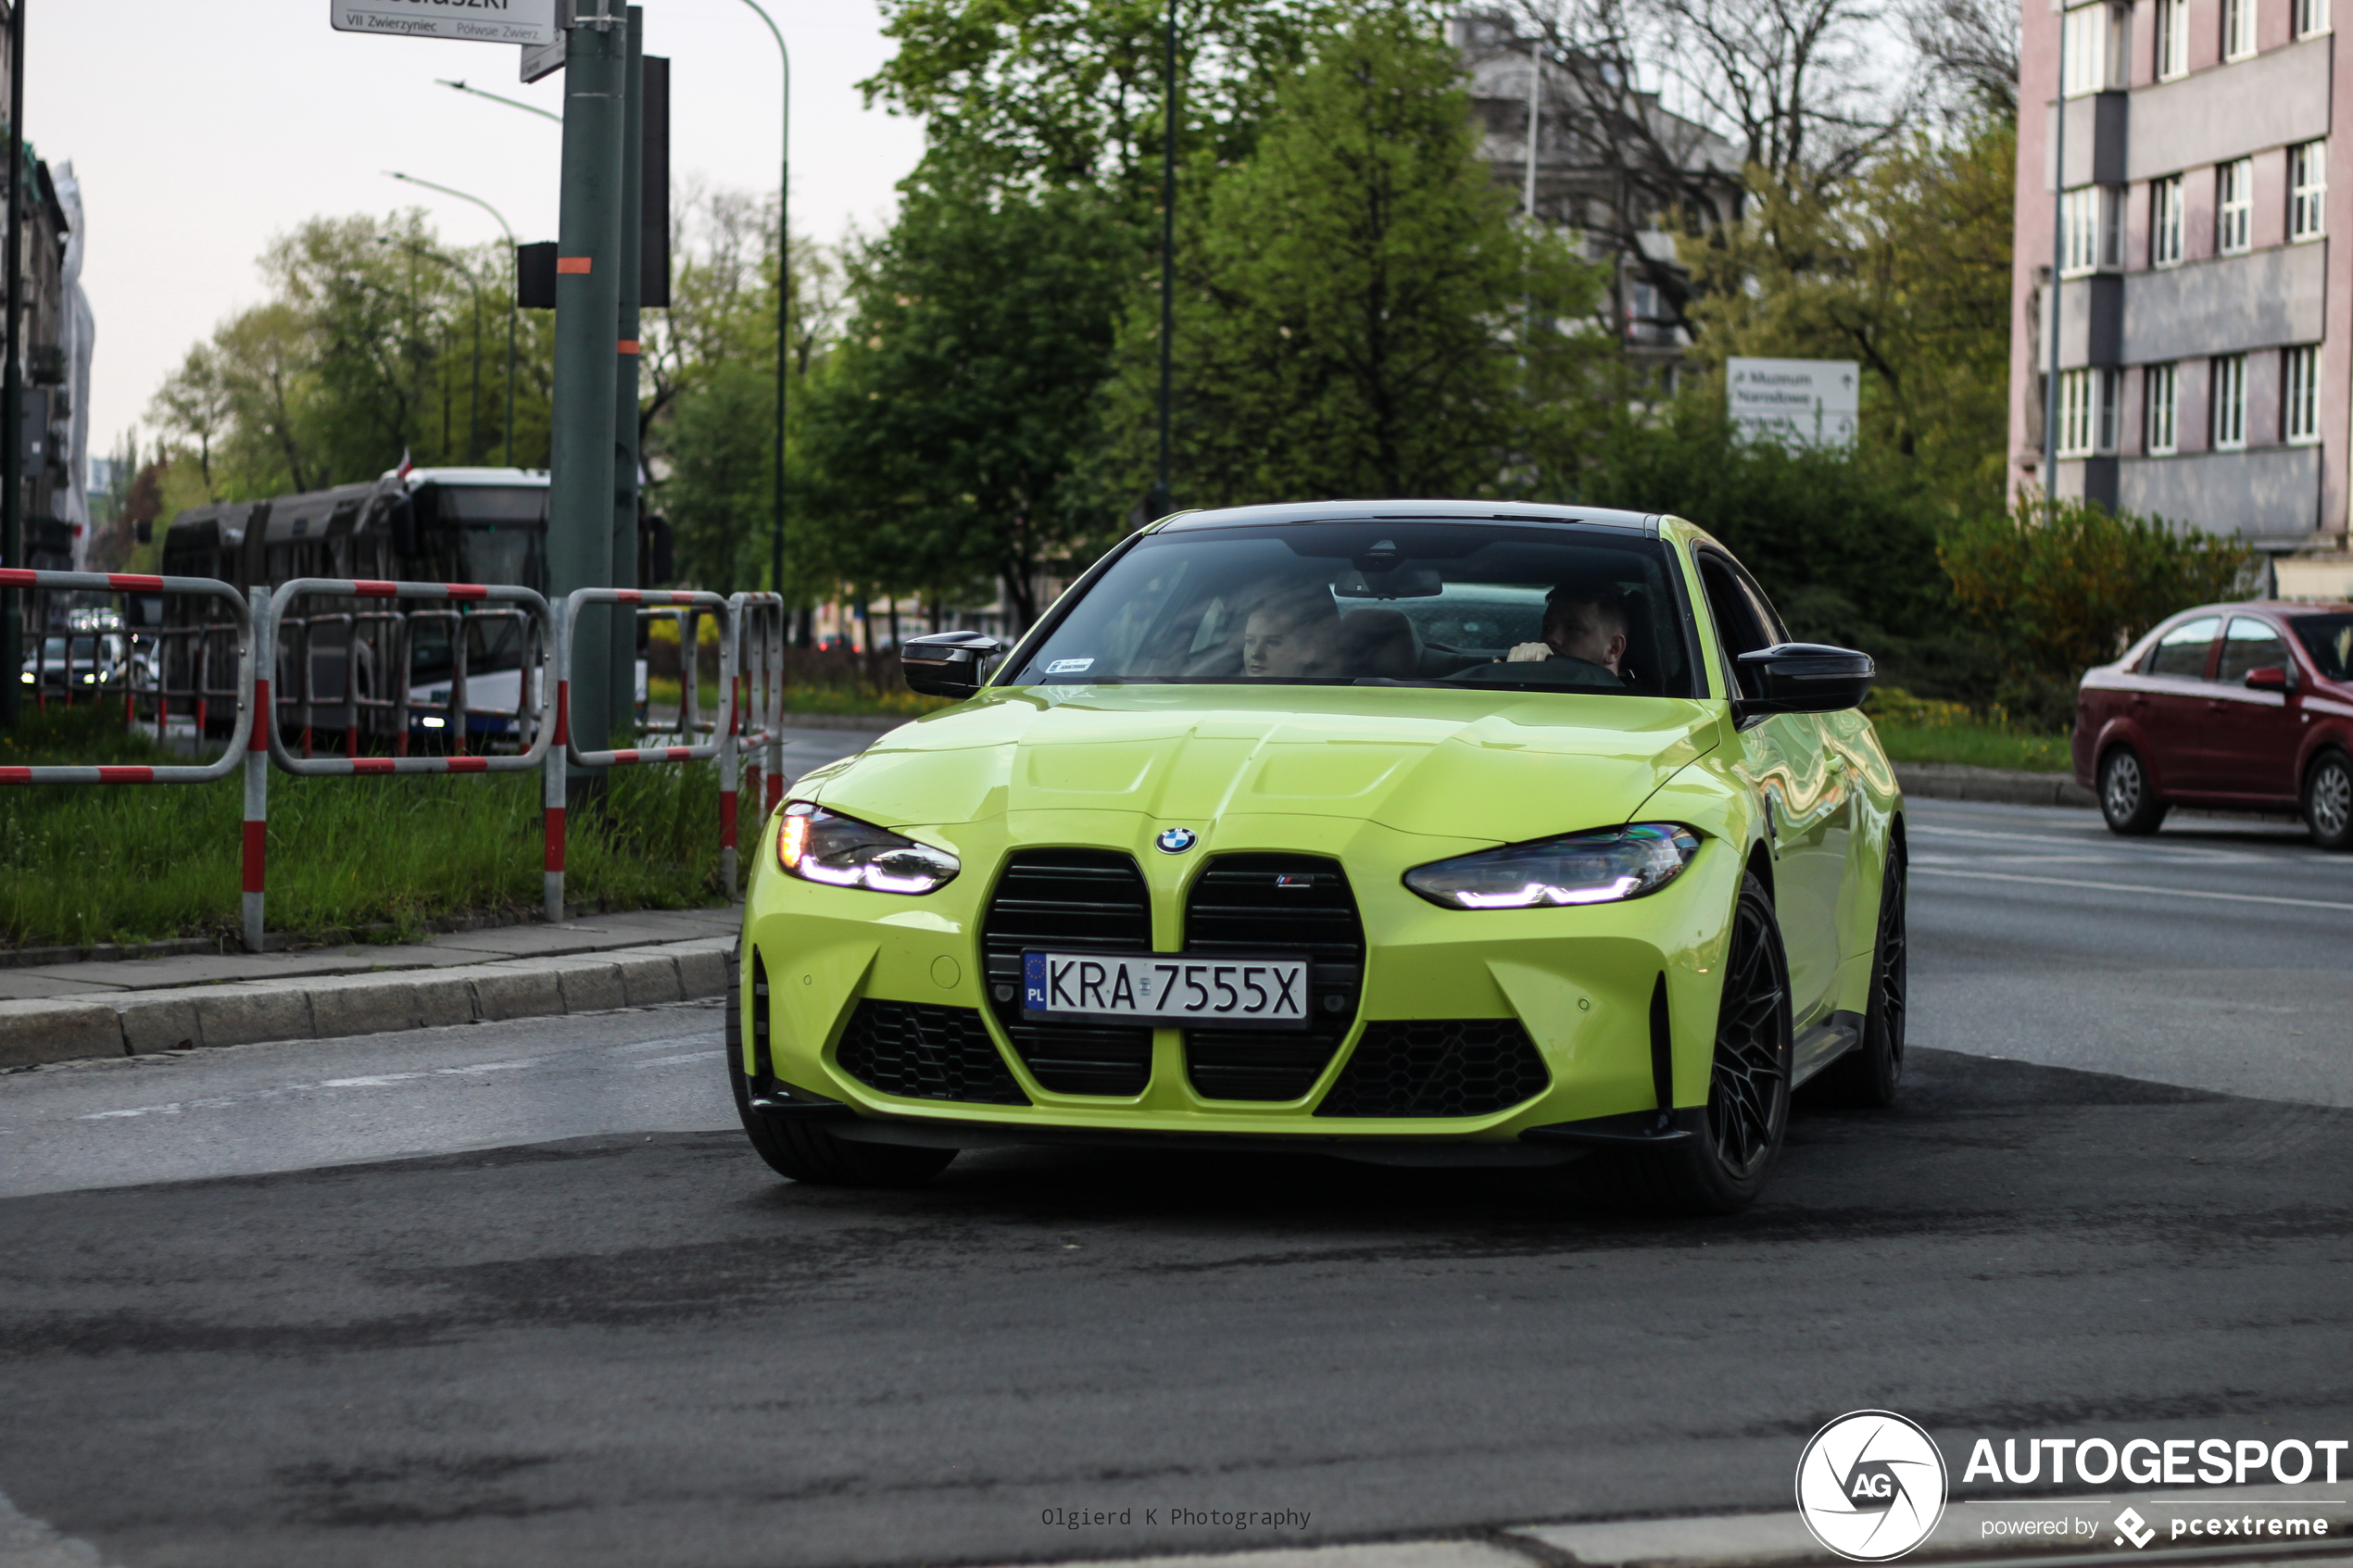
[1595,872,1793,1216]
[1814,841,1906,1109]
[2098,745,2168,835]
[726,948,957,1187]
[2305,749,2353,851]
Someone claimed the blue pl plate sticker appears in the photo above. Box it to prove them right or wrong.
[1045,658,1094,675]
[1024,951,1049,1009]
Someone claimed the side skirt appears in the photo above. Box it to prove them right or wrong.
[1791,1009,1866,1088]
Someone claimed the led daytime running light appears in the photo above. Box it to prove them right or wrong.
[1404,823,1700,910]
[775,801,960,896]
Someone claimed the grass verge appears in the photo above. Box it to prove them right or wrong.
[1864,687,2072,773]
[0,707,730,949]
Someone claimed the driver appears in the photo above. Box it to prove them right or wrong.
[1507,582,1629,677]
[1243,584,1339,678]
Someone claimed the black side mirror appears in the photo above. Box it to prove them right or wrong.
[901,631,1003,699]
[1733,643,1875,715]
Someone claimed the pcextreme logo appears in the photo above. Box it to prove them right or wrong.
[1796,1411,1950,1562]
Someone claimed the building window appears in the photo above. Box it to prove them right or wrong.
[2151,175,2185,265]
[2063,3,2120,93]
[2297,0,2330,35]
[2158,0,2192,73]
[2218,158,2254,251]
[2285,345,2322,442]
[2225,0,2258,56]
[2057,368,2119,457]
[2145,362,2179,454]
[2292,142,2326,238]
[2061,186,2122,272]
[2212,355,2248,448]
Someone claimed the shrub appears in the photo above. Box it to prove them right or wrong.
[1938,496,2256,727]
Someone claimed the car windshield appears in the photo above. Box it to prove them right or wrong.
[2292,613,2353,681]
[1007,521,1695,696]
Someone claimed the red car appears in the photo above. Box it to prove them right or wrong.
[2075,599,2353,849]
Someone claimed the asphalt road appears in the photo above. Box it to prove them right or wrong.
[0,797,2347,1568]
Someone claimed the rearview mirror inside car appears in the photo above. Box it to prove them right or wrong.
[1733,643,1875,716]
[901,631,1003,699]
[1332,565,1444,598]
[2243,665,2293,692]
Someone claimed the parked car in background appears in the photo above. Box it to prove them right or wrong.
[2075,600,2353,849]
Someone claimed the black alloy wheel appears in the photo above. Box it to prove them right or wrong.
[2099,745,2169,835]
[2306,750,2353,851]
[727,948,958,1187]
[1599,872,1793,1216]
[1816,841,1906,1108]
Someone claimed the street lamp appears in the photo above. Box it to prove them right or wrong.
[729,0,791,606]
[387,172,522,468]
[380,238,487,465]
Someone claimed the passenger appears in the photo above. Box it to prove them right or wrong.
[1243,585,1340,678]
[1506,582,1630,678]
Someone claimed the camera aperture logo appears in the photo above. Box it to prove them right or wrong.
[1797,1411,1950,1562]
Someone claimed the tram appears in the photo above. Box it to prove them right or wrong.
[159,468,672,747]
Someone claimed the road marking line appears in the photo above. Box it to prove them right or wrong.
[1917,866,2353,911]
[626,1049,724,1069]
[1913,822,2275,862]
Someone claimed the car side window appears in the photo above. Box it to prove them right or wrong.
[2218,616,2292,683]
[1729,564,1790,646]
[1697,555,1771,657]
[2145,616,2221,679]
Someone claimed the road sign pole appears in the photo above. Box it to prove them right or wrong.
[610,7,644,748]
[549,0,626,790]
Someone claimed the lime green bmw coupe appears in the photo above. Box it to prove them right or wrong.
[729,502,1905,1212]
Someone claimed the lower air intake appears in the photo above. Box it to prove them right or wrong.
[836,1000,1029,1106]
[1315,1019,1551,1118]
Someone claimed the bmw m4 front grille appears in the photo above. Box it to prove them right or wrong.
[981,849,1154,1096]
[1315,1019,1551,1118]
[1182,856,1364,1101]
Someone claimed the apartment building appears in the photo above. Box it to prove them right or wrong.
[2011,0,2353,592]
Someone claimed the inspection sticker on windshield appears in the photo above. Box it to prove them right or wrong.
[1044,658,1095,675]
[1022,952,1310,1029]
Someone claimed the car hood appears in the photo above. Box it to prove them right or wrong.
[806,685,1725,846]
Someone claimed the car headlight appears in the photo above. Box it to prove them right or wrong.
[776,800,960,895]
[1403,823,1701,909]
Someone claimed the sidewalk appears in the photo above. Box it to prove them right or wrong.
[0,908,738,1072]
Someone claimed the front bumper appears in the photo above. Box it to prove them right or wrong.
[738,807,1740,1148]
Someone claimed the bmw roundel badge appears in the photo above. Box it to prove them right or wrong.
[1155,827,1199,854]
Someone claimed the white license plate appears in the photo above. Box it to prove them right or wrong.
[1022,951,1311,1029]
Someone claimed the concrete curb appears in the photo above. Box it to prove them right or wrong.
[0,937,736,1072]
[1896,762,2096,809]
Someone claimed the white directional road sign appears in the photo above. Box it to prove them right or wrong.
[330,0,559,46]
[1728,358,1860,450]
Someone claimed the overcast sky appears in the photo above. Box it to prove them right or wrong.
[36,1,927,461]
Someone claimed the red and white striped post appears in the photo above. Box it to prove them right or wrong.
[244,586,271,952]
[545,616,569,923]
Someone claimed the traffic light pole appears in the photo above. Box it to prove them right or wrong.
[610,6,644,746]
[550,0,627,784]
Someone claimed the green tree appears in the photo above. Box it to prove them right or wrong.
[864,0,1345,207]
[799,171,1131,627]
[1106,7,1607,507]
[1685,118,2017,515]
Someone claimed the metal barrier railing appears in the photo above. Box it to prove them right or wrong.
[7,571,780,954]
[548,588,736,920]
[0,570,256,784]
[264,581,555,777]
[730,592,786,822]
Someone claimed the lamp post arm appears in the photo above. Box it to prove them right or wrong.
[436,77,564,124]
